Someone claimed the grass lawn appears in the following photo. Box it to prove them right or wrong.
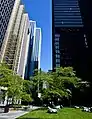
[18,108,92,119]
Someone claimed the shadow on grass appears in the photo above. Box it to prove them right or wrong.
[18,117,53,119]
[30,107,47,112]
[17,108,56,119]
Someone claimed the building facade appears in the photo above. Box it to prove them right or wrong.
[0,0,21,67]
[25,21,42,79]
[79,0,92,82]
[24,21,36,79]
[52,0,88,79]
[34,28,42,70]
[0,0,42,79]
[0,0,15,50]
[17,14,30,79]
[0,0,30,79]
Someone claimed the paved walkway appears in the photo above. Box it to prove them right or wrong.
[0,106,40,119]
[0,111,28,119]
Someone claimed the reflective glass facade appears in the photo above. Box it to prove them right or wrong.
[24,21,36,79]
[79,0,92,83]
[29,27,41,77]
[52,0,87,78]
[54,0,83,27]
[25,21,42,79]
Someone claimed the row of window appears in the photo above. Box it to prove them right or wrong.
[54,16,81,18]
[54,42,59,45]
[54,13,81,16]
[56,63,60,67]
[0,0,15,49]
[55,24,83,27]
[55,55,72,60]
[56,50,60,53]
[56,54,60,58]
[56,61,72,68]
[56,58,60,63]
[54,19,82,22]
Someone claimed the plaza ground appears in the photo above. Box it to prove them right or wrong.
[18,108,92,119]
[0,106,40,119]
[0,110,28,119]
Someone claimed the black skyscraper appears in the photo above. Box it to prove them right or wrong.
[79,0,92,82]
[52,0,88,79]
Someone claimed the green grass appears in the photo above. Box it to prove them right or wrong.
[18,108,92,119]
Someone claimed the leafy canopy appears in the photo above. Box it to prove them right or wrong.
[30,67,80,101]
[0,63,32,103]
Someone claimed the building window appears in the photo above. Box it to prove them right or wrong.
[55,42,59,46]
[56,59,60,63]
[27,28,30,34]
[56,54,60,58]
[84,34,88,48]
[56,50,60,54]
[54,34,60,42]
[56,63,60,67]
[55,37,59,41]
[55,45,59,49]
[55,34,60,37]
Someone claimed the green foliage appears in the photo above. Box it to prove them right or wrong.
[21,93,32,102]
[0,63,32,104]
[0,63,83,105]
[30,67,80,102]
[0,63,14,87]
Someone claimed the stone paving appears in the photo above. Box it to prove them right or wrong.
[0,110,28,119]
[0,106,40,119]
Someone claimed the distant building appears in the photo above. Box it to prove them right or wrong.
[34,28,42,70]
[17,14,30,79]
[48,70,53,73]
[24,20,36,79]
[25,21,42,79]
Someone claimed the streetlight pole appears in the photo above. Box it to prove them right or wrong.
[38,68,41,98]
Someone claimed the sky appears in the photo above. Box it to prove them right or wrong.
[22,0,52,72]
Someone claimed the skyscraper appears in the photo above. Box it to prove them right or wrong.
[0,0,15,50]
[25,21,42,79]
[79,0,92,82]
[17,14,30,79]
[0,0,21,66]
[24,20,36,79]
[52,0,88,79]
[0,0,42,79]
[79,0,92,49]
[0,0,30,78]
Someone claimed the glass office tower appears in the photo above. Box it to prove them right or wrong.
[52,0,87,78]
[79,0,92,82]
[24,21,36,79]
[24,21,42,79]
[0,0,15,50]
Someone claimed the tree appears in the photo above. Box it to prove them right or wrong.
[22,80,32,103]
[30,67,80,105]
[0,63,32,105]
[30,69,52,104]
